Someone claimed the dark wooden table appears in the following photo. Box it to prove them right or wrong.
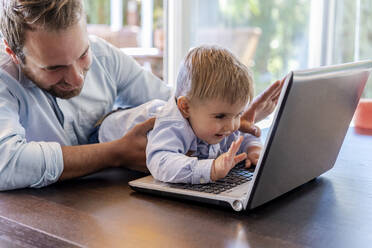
[1,128,371,248]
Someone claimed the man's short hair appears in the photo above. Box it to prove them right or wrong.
[0,0,84,63]
[175,45,254,105]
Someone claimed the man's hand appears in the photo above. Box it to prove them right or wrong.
[240,78,285,136]
[113,117,156,172]
[60,117,155,181]
[252,78,284,122]
[210,136,247,181]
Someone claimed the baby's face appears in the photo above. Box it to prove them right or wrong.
[187,98,246,144]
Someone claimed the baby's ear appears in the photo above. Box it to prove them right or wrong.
[177,96,191,118]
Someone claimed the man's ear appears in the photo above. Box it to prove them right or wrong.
[177,96,191,118]
[3,39,20,65]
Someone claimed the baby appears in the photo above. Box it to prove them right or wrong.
[97,45,262,184]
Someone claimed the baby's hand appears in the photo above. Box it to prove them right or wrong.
[210,136,247,181]
[245,145,262,168]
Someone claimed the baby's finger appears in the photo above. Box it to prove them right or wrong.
[260,80,281,100]
[271,86,284,103]
[228,136,244,156]
[248,152,260,165]
[272,87,282,101]
[280,75,287,85]
[245,159,252,168]
[234,153,247,165]
[272,79,285,103]
[233,136,244,151]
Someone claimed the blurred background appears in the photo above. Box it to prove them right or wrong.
[84,0,371,97]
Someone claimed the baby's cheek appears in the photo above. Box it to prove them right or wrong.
[234,120,240,131]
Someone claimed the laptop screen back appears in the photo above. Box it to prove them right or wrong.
[247,61,372,209]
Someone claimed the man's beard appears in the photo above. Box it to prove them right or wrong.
[22,67,89,99]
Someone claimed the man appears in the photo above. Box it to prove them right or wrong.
[0,0,282,190]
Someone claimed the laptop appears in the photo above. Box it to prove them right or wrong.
[129,60,372,211]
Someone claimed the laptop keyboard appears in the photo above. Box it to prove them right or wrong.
[170,163,254,194]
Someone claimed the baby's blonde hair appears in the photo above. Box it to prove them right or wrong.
[175,45,254,105]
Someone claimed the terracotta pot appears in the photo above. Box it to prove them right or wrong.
[354,98,372,129]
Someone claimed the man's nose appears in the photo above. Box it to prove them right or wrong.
[64,63,84,87]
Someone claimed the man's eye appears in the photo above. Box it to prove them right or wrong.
[44,67,62,72]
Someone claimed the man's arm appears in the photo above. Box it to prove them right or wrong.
[0,111,154,190]
[59,117,155,180]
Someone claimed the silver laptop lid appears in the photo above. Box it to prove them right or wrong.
[246,60,372,209]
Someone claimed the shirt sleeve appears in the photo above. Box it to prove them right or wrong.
[91,36,172,108]
[146,120,213,184]
[0,85,63,191]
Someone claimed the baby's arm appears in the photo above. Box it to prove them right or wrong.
[147,120,213,184]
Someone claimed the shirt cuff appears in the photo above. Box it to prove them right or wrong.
[30,142,64,188]
[191,159,213,184]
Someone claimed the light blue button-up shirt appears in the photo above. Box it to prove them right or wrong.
[0,36,171,190]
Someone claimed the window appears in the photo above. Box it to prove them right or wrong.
[332,0,372,97]
[84,0,165,79]
[167,0,371,97]
[167,0,310,94]
[84,1,371,96]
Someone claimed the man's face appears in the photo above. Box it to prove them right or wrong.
[20,18,92,99]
